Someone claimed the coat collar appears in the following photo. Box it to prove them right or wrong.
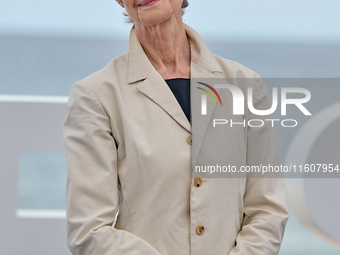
[127,25,153,84]
[127,23,222,84]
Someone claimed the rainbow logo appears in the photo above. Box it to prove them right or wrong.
[196,82,222,106]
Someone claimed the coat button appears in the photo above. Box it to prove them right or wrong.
[194,177,203,187]
[186,135,192,145]
[196,225,205,235]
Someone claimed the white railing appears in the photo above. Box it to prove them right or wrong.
[0,95,70,254]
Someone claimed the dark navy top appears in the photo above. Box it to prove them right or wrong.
[165,78,191,124]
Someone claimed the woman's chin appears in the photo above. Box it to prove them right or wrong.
[137,9,180,27]
[138,14,171,26]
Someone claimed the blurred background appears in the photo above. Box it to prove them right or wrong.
[1,0,340,254]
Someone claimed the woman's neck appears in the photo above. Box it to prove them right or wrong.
[135,13,190,79]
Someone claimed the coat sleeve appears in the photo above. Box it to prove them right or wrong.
[64,81,162,255]
[228,73,289,255]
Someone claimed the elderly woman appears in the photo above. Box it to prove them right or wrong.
[63,0,289,254]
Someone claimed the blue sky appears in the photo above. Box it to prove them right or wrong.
[1,0,339,43]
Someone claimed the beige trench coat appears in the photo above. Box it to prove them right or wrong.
[64,23,289,255]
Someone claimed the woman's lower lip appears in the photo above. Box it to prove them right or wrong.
[139,0,160,7]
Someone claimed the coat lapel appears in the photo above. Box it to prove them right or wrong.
[190,64,224,169]
[184,24,224,169]
[128,25,191,132]
[137,73,191,132]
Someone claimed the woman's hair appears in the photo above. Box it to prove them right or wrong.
[123,0,189,23]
